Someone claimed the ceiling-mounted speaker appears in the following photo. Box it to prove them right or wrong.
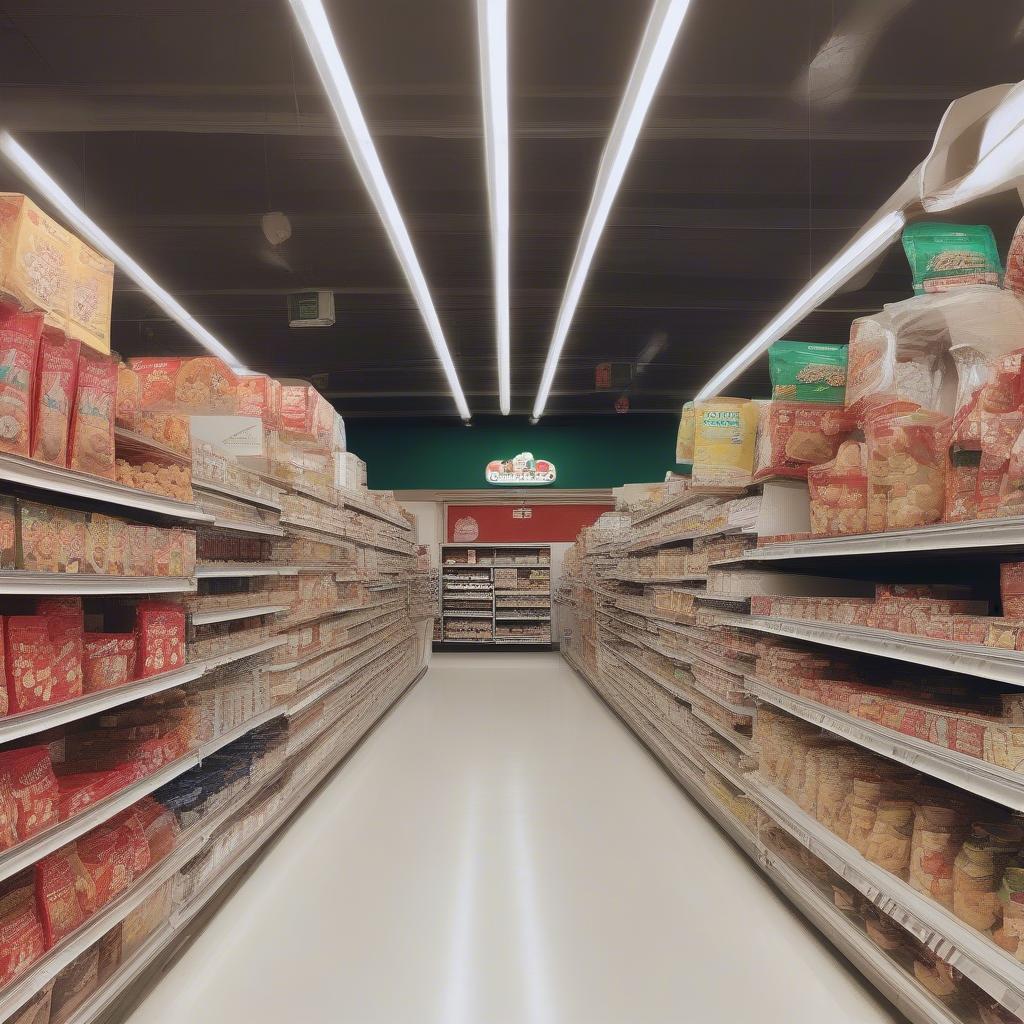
[288,290,336,328]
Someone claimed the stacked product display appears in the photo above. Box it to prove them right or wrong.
[439,544,551,646]
[0,196,434,1024]
[557,219,1024,1024]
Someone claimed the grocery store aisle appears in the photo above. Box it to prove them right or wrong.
[126,653,899,1024]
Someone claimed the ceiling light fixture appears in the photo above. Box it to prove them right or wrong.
[531,0,692,421]
[476,0,511,415]
[0,131,247,371]
[694,209,906,401]
[287,0,471,420]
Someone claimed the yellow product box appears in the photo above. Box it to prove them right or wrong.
[69,238,114,354]
[0,192,73,328]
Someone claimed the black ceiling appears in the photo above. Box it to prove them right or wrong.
[1,0,1022,417]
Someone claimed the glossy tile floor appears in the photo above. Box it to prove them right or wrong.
[126,653,901,1024]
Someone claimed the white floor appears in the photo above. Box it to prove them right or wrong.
[125,653,901,1024]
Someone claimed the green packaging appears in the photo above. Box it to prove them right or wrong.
[901,222,1001,294]
[768,340,848,404]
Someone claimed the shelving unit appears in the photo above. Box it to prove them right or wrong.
[438,543,552,646]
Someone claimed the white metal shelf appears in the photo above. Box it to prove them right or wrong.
[746,774,1024,1018]
[196,563,298,579]
[208,517,285,537]
[341,492,411,530]
[691,707,753,756]
[193,477,283,511]
[0,449,212,522]
[0,755,198,887]
[493,589,550,595]
[0,572,195,596]
[689,678,754,717]
[188,604,288,625]
[747,516,1024,561]
[495,615,550,621]
[0,664,205,746]
[604,573,707,584]
[442,611,492,618]
[725,613,1024,688]
[196,636,286,671]
[746,674,1024,812]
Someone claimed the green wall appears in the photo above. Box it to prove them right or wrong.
[346,414,683,490]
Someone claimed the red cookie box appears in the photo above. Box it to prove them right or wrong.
[0,305,43,459]
[0,883,44,985]
[237,372,281,429]
[0,747,58,841]
[56,769,131,821]
[1002,561,1024,618]
[82,634,136,693]
[34,847,85,947]
[134,601,185,678]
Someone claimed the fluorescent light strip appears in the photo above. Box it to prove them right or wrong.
[288,0,471,420]
[531,0,692,420]
[0,131,246,371]
[694,210,906,401]
[477,0,511,415]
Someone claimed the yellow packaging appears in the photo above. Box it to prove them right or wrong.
[675,401,695,466]
[69,239,114,354]
[0,193,73,329]
[692,398,759,487]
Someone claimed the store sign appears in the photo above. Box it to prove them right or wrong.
[485,452,556,486]
[512,507,533,519]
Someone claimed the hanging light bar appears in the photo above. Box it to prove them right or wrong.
[0,131,247,371]
[531,0,692,420]
[476,0,511,415]
[694,210,906,401]
[287,0,471,420]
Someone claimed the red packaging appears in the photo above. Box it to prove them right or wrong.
[0,747,58,841]
[106,810,151,877]
[45,614,83,704]
[0,771,19,852]
[0,305,42,458]
[82,634,136,693]
[280,384,334,451]
[34,849,86,947]
[68,350,116,479]
[30,328,80,467]
[134,797,179,863]
[1002,562,1024,619]
[129,356,238,414]
[4,616,53,712]
[56,771,125,822]
[134,601,185,678]
[35,597,82,617]
[754,402,857,481]
[944,451,981,523]
[237,373,281,428]
[76,831,131,908]
[115,362,140,429]
[0,886,44,986]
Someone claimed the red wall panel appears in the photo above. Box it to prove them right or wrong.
[446,504,613,543]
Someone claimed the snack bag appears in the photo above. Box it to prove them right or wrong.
[0,194,74,322]
[34,849,86,946]
[0,305,42,457]
[0,886,45,986]
[768,340,848,404]
[753,402,856,480]
[30,328,80,467]
[44,613,83,704]
[69,350,116,479]
[903,222,1001,294]
[692,398,759,488]
[807,441,868,536]
[865,403,951,531]
[0,746,58,840]
[4,616,54,712]
[115,362,140,429]
[675,401,694,468]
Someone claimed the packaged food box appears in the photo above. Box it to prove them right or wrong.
[0,886,45,987]
[237,373,281,428]
[8,979,52,1024]
[0,194,73,325]
[68,238,114,354]
[69,349,116,479]
[130,356,239,414]
[0,746,58,839]
[48,944,99,1021]
[0,305,43,458]
[0,494,16,569]
[30,327,79,467]
[83,633,136,692]
[134,601,185,678]
[34,848,86,946]
[675,401,694,467]
[280,384,335,451]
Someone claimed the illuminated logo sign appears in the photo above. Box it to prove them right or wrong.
[485,452,556,486]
